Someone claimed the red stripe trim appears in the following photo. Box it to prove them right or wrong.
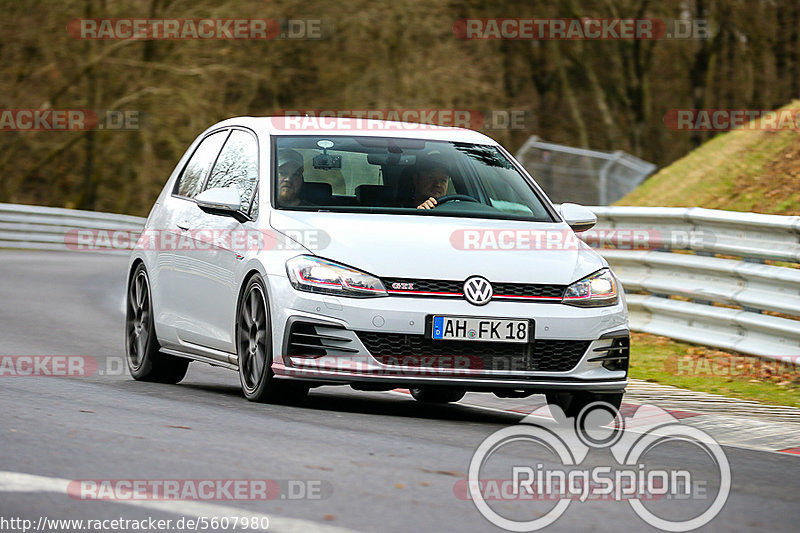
[387,290,462,296]
[778,447,800,455]
[387,290,562,300]
[494,294,562,300]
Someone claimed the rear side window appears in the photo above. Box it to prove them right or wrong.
[205,130,259,213]
[174,130,228,199]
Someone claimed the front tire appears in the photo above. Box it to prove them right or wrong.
[125,264,189,383]
[237,275,307,403]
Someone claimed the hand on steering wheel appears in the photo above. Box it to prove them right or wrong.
[417,194,479,209]
[436,194,479,205]
[416,197,438,209]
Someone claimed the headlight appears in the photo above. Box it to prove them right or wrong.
[563,268,618,307]
[286,255,387,298]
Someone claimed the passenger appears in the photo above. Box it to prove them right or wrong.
[277,148,308,206]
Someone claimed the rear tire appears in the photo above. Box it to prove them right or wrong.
[237,275,308,403]
[125,264,189,384]
[410,388,466,404]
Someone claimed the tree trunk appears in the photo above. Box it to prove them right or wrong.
[78,0,98,210]
[552,41,589,149]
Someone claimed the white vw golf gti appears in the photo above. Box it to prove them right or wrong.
[126,117,629,415]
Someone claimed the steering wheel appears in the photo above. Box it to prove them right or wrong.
[435,194,479,205]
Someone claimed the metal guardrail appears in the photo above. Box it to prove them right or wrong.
[1,202,798,358]
[586,206,800,359]
[0,203,145,254]
[589,206,800,263]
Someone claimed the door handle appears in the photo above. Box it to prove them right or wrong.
[176,221,190,231]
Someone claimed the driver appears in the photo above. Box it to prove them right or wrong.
[411,159,451,209]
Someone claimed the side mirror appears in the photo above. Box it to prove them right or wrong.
[560,203,596,232]
[195,187,245,220]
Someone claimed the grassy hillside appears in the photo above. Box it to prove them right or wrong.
[618,100,800,215]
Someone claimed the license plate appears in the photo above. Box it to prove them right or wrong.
[431,316,531,343]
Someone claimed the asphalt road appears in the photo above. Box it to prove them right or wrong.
[1,251,798,533]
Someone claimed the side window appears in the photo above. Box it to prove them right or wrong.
[174,131,228,199]
[205,130,259,212]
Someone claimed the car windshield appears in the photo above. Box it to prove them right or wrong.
[273,135,555,221]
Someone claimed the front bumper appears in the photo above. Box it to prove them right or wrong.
[267,274,629,393]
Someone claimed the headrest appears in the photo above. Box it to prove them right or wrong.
[355,184,395,206]
[299,181,332,203]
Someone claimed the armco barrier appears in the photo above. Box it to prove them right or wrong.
[587,206,800,359]
[0,203,145,254]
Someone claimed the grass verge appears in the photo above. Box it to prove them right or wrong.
[629,332,800,407]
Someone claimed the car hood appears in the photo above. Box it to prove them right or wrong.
[269,210,606,284]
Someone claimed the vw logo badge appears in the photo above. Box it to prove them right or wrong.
[463,276,493,306]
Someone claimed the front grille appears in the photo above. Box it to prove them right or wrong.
[493,282,565,298]
[382,277,566,300]
[383,278,462,294]
[356,332,589,372]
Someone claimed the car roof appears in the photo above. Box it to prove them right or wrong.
[202,116,501,145]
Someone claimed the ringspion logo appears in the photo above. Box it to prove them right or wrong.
[464,403,730,531]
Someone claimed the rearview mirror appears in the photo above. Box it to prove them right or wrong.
[195,187,244,220]
[560,203,596,232]
[312,153,342,170]
[313,139,342,170]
